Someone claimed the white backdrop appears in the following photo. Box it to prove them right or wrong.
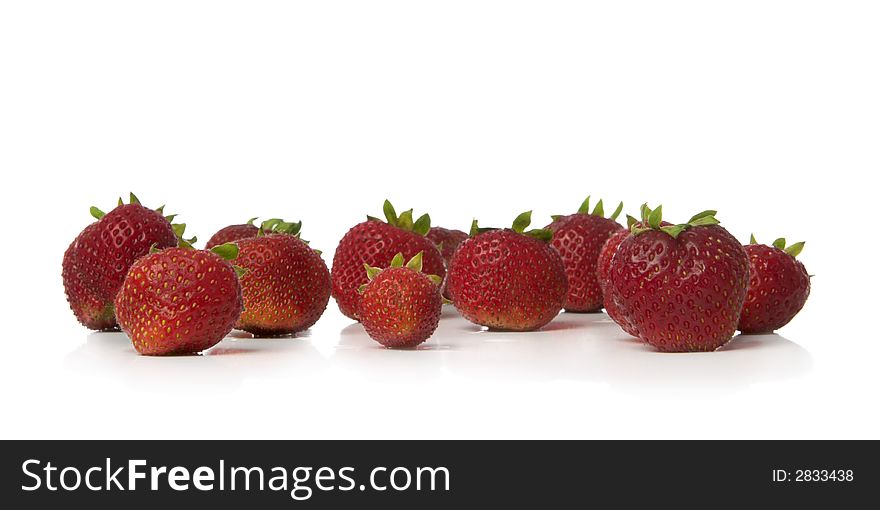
[1,1,878,439]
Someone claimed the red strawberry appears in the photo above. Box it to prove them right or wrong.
[607,207,750,352]
[205,218,302,248]
[737,236,810,334]
[358,252,443,348]
[114,244,244,355]
[62,194,180,330]
[206,218,260,248]
[62,224,117,331]
[546,196,626,312]
[597,226,638,337]
[447,211,567,331]
[427,227,469,263]
[331,200,445,320]
[235,228,331,336]
[426,226,468,300]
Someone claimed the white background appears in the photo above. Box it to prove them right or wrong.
[1,1,878,439]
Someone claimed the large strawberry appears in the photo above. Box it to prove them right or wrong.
[737,236,810,334]
[358,252,443,348]
[62,194,181,330]
[447,211,567,331]
[235,226,331,336]
[607,207,749,352]
[115,243,244,355]
[205,218,302,248]
[546,196,626,312]
[331,200,445,320]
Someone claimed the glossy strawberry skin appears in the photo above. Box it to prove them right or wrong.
[114,248,243,355]
[546,214,624,312]
[62,204,177,330]
[608,225,749,352]
[596,229,640,337]
[331,221,445,320]
[737,244,810,333]
[358,267,442,348]
[62,224,117,331]
[235,234,331,336]
[206,224,260,249]
[447,229,567,331]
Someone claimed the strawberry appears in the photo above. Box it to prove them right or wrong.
[607,206,750,352]
[358,252,443,348]
[331,200,445,320]
[206,218,260,248]
[234,225,331,336]
[427,227,469,264]
[426,226,468,300]
[62,194,181,330]
[597,225,638,337]
[546,196,626,312]
[737,236,810,334]
[205,218,302,248]
[447,211,567,331]
[114,243,244,355]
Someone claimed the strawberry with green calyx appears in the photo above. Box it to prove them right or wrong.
[206,217,303,248]
[607,206,749,352]
[62,193,184,331]
[331,200,446,321]
[426,226,469,300]
[114,242,244,355]
[357,252,443,348]
[447,211,567,331]
[234,224,331,337]
[546,196,626,312]
[737,235,810,334]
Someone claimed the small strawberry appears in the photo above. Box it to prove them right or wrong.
[546,196,626,312]
[447,211,567,331]
[114,243,244,355]
[205,218,302,248]
[331,200,445,320]
[737,235,810,334]
[596,221,638,337]
[234,223,331,336]
[62,193,182,330]
[607,206,750,352]
[426,226,469,300]
[358,252,443,348]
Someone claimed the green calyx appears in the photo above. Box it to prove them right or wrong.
[750,234,805,257]
[565,195,624,221]
[258,218,302,237]
[359,251,443,294]
[469,211,553,241]
[92,192,177,223]
[171,223,198,247]
[210,242,239,261]
[371,199,431,236]
[630,204,720,238]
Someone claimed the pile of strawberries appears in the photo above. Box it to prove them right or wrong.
[63,195,811,355]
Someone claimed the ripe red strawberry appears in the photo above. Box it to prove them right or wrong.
[235,229,331,336]
[426,226,468,300]
[738,236,810,334]
[358,252,443,348]
[205,218,302,248]
[206,218,260,248]
[607,207,750,352]
[62,194,180,330]
[427,227,469,263]
[331,200,445,320]
[546,196,626,312]
[597,225,638,337]
[447,211,567,331]
[114,244,244,355]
